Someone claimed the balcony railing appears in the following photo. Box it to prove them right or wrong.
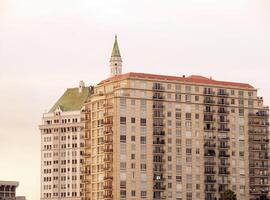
[218,128,230,132]
[204,100,216,104]
[204,143,216,148]
[205,171,216,174]
[204,127,216,131]
[219,154,230,158]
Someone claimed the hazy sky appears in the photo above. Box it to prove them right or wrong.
[0,0,270,199]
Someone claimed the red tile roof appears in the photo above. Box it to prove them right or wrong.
[98,72,254,89]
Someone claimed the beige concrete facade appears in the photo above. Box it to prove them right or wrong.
[39,38,270,200]
[84,74,269,200]
[39,83,90,200]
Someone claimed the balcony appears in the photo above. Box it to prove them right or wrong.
[217,101,230,106]
[153,150,165,154]
[204,109,216,113]
[205,150,216,157]
[204,118,216,122]
[153,131,165,136]
[217,92,229,96]
[218,137,230,141]
[204,91,215,96]
[104,139,112,144]
[249,121,269,127]
[249,112,269,118]
[153,95,165,100]
[204,100,216,104]
[205,171,216,175]
[204,127,216,131]
[218,145,230,149]
[205,179,217,183]
[219,171,230,175]
[153,140,165,145]
[153,114,165,118]
[153,104,165,109]
[204,136,216,140]
[249,164,269,168]
[217,110,230,114]
[217,119,230,123]
[103,194,113,199]
[205,188,217,192]
[219,154,230,158]
[104,176,113,180]
[104,185,112,189]
[204,161,216,165]
[153,123,165,127]
[249,130,269,135]
[104,148,113,153]
[219,163,230,167]
[204,143,216,148]
[152,86,165,91]
[218,128,230,132]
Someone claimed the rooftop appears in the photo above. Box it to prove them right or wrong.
[49,87,90,113]
[98,72,254,89]
[0,181,19,187]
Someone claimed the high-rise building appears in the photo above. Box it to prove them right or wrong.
[39,81,91,200]
[83,37,270,200]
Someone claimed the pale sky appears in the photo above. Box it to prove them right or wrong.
[0,0,270,199]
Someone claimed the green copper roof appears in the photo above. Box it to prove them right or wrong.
[49,87,90,113]
[111,35,121,57]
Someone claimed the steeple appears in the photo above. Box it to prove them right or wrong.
[110,35,122,76]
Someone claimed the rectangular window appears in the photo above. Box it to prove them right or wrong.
[120,117,126,124]
[140,118,147,126]
[140,136,146,144]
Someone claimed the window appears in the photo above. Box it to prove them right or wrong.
[185,85,191,92]
[131,99,136,105]
[131,154,135,159]
[186,148,192,155]
[141,191,147,198]
[120,162,126,170]
[120,135,126,143]
[195,96,199,101]
[140,118,147,126]
[185,95,191,102]
[131,190,136,196]
[131,117,136,123]
[140,136,146,144]
[120,190,126,198]
[120,117,126,124]
[186,113,192,120]
[175,93,181,102]
[131,136,136,141]
[175,84,181,91]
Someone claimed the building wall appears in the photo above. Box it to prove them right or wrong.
[40,109,85,200]
[84,75,269,200]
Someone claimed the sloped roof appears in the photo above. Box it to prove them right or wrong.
[49,87,90,113]
[98,72,254,89]
[111,36,121,57]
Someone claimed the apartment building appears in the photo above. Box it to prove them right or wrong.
[83,37,270,200]
[39,81,91,200]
